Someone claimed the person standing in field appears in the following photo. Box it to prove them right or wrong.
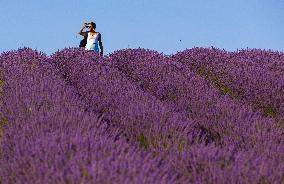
[78,21,103,56]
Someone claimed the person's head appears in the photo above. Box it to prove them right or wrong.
[86,22,96,31]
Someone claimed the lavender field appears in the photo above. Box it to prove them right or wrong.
[0,47,283,184]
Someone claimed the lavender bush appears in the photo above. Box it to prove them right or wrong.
[173,47,284,125]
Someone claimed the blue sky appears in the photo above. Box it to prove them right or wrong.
[1,0,284,55]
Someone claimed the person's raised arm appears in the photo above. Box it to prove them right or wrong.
[78,22,88,36]
[98,32,104,56]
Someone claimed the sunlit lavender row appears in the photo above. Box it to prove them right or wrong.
[173,47,284,124]
[0,48,283,183]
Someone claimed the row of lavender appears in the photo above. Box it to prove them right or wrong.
[173,47,284,125]
[52,48,284,183]
[0,49,183,183]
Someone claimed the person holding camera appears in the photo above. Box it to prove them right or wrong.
[78,21,103,56]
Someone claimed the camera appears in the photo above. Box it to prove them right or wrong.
[85,22,96,29]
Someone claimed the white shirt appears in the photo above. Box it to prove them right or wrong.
[87,32,99,45]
